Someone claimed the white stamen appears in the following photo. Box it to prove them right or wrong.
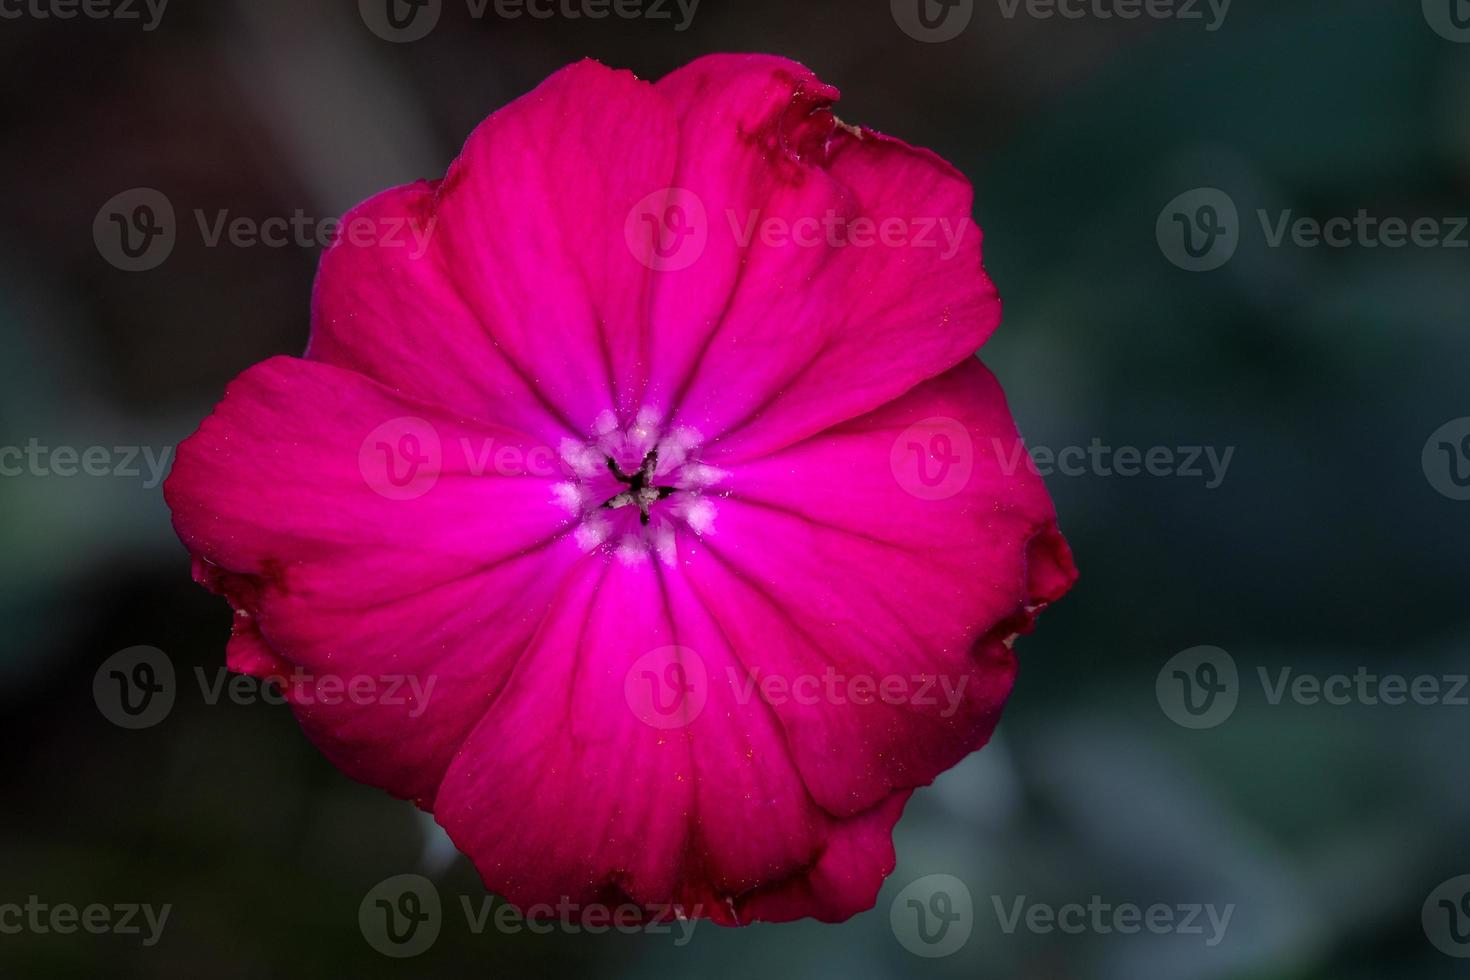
[574,515,611,551]
[615,534,649,565]
[673,496,717,536]
[592,410,620,436]
[651,524,677,566]
[551,482,585,514]
[679,463,729,489]
[628,406,663,454]
[654,426,703,472]
[559,438,604,478]
[592,410,628,458]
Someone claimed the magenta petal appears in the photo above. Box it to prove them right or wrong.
[432,556,832,923]
[689,358,1075,814]
[734,790,912,924]
[307,180,577,445]
[429,59,680,428]
[164,356,578,804]
[646,54,1001,460]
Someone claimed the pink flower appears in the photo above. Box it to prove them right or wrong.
[164,54,1075,925]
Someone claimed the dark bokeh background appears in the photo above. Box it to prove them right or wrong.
[2,0,1469,976]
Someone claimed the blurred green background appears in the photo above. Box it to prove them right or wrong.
[2,0,1468,976]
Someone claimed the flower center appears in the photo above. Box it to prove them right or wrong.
[552,408,726,565]
[602,451,679,526]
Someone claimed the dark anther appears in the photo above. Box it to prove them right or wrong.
[605,456,634,483]
[599,449,679,524]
